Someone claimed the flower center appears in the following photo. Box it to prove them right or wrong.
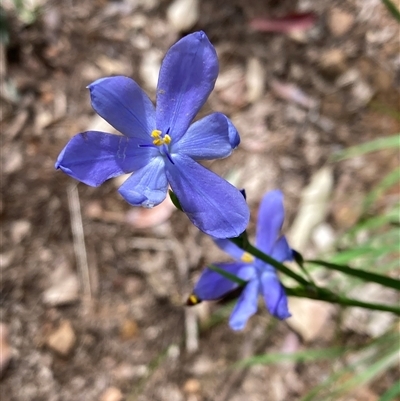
[241,252,255,263]
[151,129,171,146]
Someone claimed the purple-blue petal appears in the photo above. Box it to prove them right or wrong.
[55,131,155,186]
[256,190,285,255]
[272,236,294,262]
[229,279,260,330]
[212,238,252,262]
[171,113,238,160]
[88,76,156,140]
[156,31,219,143]
[193,262,255,301]
[165,154,250,238]
[118,156,168,207]
[260,271,291,320]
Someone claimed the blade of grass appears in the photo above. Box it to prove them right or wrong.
[327,343,399,400]
[301,332,398,401]
[208,264,247,286]
[330,242,399,266]
[333,134,400,161]
[379,381,400,401]
[345,208,399,237]
[363,168,400,210]
[381,0,400,22]
[285,286,400,315]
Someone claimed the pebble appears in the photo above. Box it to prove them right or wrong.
[0,250,15,270]
[120,319,139,341]
[167,0,199,32]
[42,263,79,306]
[157,384,184,401]
[113,363,148,381]
[100,387,123,401]
[350,79,374,110]
[319,48,347,76]
[183,379,201,394]
[11,220,31,243]
[312,223,336,252]
[46,320,76,357]
[190,355,215,376]
[327,8,355,37]
[287,298,335,342]
[343,284,397,337]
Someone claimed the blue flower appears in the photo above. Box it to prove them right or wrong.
[191,190,293,330]
[55,31,249,238]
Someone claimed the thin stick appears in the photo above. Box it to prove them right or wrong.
[171,238,199,353]
[67,183,91,300]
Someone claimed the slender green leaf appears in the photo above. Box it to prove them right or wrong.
[364,168,400,210]
[381,0,400,22]
[330,243,398,265]
[301,332,399,401]
[328,343,399,399]
[345,208,400,237]
[379,381,400,401]
[333,134,400,161]
[208,264,247,286]
[285,286,400,315]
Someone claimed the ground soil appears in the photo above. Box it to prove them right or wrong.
[1,1,399,400]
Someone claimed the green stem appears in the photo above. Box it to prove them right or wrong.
[285,286,400,315]
[230,238,311,287]
[229,237,400,315]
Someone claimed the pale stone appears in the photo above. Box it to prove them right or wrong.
[287,298,335,342]
[100,387,123,401]
[328,9,355,37]
[319,48,347,76]
[42,263,80,306]
[167,0,199,32]
[46,320,76,357]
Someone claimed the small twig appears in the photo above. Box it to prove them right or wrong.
[67,183,91,301]
[184,307,199,353]
[171,237,199,353]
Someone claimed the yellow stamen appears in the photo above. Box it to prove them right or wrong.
[151,129,172,146]
[187,294,201,306]
[151,129,162,138]
[241,252,254,263]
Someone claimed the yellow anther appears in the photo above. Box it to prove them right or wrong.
[151,130,172,146]
[187,294,201,306]
[151,129,162,138]
[241,252,255,263]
